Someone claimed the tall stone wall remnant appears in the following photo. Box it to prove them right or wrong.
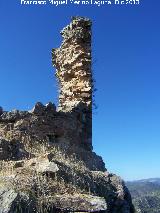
[0,17,134,213]
[52,17,93,150]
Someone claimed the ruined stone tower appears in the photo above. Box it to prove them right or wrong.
[52,17,93,150]
[0,17,134,213]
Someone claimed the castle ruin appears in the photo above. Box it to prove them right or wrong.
[0,17,98,165]
[0,17,134,213]
[52,17,92,150]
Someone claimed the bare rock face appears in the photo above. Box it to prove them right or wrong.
[0,139,30,161]
[0,186,36,213]
[31,157,59,174]
[31,102,56,115]
[0,17,134,213]
[0,110,29,122]
[45,194,107,212]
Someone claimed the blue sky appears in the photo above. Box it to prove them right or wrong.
[0,0,160,180]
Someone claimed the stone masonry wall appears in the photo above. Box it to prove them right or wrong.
[52,17,92,150]
[0,17,93,152]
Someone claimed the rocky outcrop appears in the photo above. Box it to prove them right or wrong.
[44,194,107,212]
[0,146,134,213]
[0,186,36,213]
[0,110,29,122]
[0,139,30,161]
[0,104,134,213]
[0,17,134,213]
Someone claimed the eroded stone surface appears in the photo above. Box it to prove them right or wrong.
[0,187,18,213]
[0,139,30,161]
[29,157,59,173]
[0,186,36,213]
[52,16,92,151]
[52,17,92,112]
[45,194,107,212]
[0,17,134,213]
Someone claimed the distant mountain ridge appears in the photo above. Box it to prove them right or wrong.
[128,178,160,184]
[126,178,160,213]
